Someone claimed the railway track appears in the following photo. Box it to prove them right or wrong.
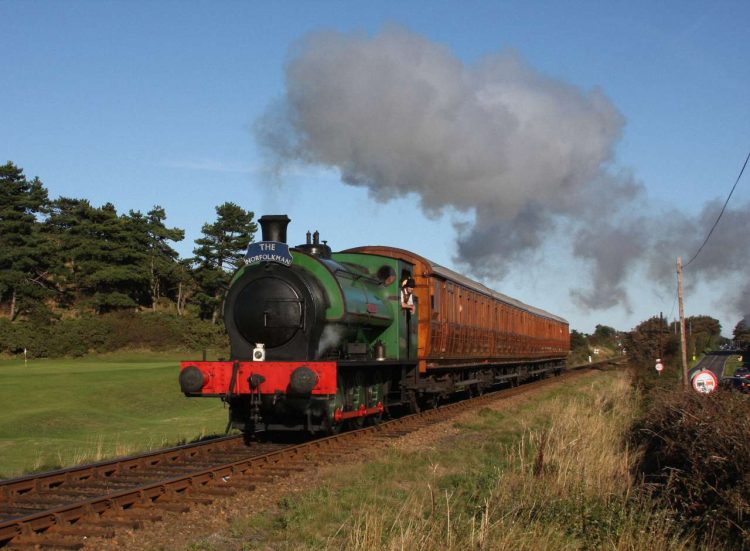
[0,365,611,550]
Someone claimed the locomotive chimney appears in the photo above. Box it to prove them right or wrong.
[259,214,291,243]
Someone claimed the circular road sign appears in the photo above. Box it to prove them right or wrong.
[692,370,718,394]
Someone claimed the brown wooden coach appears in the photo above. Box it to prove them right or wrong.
[345,246,570,373]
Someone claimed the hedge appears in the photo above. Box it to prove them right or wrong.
[0,313,227,358]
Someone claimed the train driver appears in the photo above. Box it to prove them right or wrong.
[400,278,416,313]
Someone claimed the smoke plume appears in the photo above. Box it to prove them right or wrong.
[255,26,750,322]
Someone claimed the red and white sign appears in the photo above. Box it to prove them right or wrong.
[655,359,664,372]
[692,370,718,394]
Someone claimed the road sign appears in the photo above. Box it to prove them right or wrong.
[692,370,718,394]
[655,359,664,373]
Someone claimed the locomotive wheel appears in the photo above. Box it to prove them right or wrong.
[366,372,385,426]
[325,375,346,435]
[325,420,342,436]
[367,410,383,426]
[347,370,367,429]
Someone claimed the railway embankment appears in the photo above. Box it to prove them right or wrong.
[5,362,746,549]
[630,370,750,548]
[88,367,724,551]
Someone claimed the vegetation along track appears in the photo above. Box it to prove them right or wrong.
[0,363,613,550]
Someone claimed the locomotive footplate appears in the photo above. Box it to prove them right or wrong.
[179,360,337,396]
[180,359,393,434]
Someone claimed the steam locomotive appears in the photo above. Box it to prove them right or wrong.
[179,215,569,434]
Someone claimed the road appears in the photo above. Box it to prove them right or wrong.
[688,351,729,382]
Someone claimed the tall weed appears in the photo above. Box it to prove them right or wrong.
[229,372,697,550]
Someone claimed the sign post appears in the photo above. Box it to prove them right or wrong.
[677,257,689,388]
[655,358,664,376]
[691,370,718,394]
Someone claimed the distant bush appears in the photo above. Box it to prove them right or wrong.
[0,313,227,358]
[630,386,750,547]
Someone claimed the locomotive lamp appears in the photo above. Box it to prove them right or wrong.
[252,343,265,362]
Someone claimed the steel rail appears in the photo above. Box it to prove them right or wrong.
[0,366,606,549]
[0,435,244,500]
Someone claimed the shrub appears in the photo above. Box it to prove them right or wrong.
[630,386,750,546]
[0,313,228,358]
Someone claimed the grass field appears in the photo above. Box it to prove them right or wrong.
[0,352,227,478]
[723,354,745,376]
[186,370,695,550]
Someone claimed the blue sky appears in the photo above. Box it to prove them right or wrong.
[3,1,749,335]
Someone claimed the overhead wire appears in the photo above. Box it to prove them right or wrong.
[684,149,750,268]
[668,289,678,321]
[660,149,747,328]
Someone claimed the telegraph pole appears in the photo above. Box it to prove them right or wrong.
[658,311,663,362]
[677,257,689,389]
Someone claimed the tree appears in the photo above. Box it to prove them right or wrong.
[175,259,198,316]
[570,329,588,351]
[686,315,722,354]
[588,324,620,349]
[625,316,678,368]
[593,324,616,340]
[687,315,721,337]
[734,319,750,349]
[127,206,185,310]
[44,199,151,313]
[0,162,52,320]
[42,197,90,308]
[191,203,257,322]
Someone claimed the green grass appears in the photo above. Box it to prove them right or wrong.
[0,352,227,478]
[723,354,745,376]
[187,371,692,550]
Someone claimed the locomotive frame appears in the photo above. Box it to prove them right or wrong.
[179,215,569,434]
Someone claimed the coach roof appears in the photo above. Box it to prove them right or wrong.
[340,245,568,325]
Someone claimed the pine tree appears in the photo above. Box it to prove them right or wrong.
[45,199,151,313]
[191,203,257,322]
[0,162,51,320]
[127,206,185,310]
[43,197,90,308]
